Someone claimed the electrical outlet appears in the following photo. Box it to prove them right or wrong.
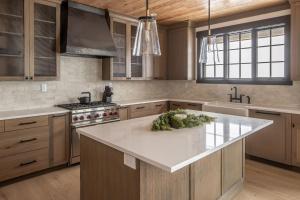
[41,83,48,93]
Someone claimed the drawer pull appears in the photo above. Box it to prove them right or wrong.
[187,104,197,106]
[19,138,37,143]
[155,104,163,107]
[19,160,37,167]
[18,121,37,126]
[136,107,145,110]
[255,111,281,116]
[173,104,180,107]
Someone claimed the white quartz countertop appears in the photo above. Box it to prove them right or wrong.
[115,98,300,115]
[78,110,272,173]
[0,107,69,121]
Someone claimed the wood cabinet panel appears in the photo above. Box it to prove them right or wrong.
[291,0,300,81]
[81,135,140,200]
[119,107,129,121]
[153,27,167,80]
[50,114,69,167]
[0,126,49,158]
[0,121,4,133]
[222,140,244,194]
[191,151,221,200]
[246,110,292,164]
[151,101,168,115]
[169,101,202,111]
[5,115,49,132]
[129,103,153,119]
[292,114,300,167]
[140,162,190,200]
[0,148,49,182]
[167,22,195,80]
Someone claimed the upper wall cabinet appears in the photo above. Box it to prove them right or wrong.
[167,21,195,80]
[0,0,60,81]
[102,12,167,81]
[103,14,144,80]
[291,0,300,81]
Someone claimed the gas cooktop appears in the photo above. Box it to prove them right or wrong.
[57,101,118,110]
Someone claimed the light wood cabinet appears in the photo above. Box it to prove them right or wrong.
[5,115,49,131]
[167,21,195,80]
[0,126,49,158]
[119,106,129,121]
[0,0,60,81]
[50,113,69,167]
[128,101,168,119]
[246,110,292,165]
[103,13,145,80]
[0,148,49,182]
[291,0,300,81]
[292,114,300,167]
[169,101,202,111]
[153,27,167,80]
[0,121,4,133]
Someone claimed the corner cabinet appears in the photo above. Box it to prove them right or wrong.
[0,0,60,81]
[103,14,145,80]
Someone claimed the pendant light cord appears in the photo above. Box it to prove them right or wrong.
[146,0,149,16]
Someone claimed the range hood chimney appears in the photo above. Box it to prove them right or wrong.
[60,1,117,58]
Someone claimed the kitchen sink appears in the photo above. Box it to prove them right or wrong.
[202,102,249,116]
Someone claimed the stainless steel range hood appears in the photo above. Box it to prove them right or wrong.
[60,1,117,58]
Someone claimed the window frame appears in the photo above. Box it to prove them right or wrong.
[196,16,292,85]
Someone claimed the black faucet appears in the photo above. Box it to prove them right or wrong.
[228,87,244,103]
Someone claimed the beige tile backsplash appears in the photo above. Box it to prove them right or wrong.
[0,56,299,111]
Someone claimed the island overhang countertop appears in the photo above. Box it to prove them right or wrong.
[78,110,273,173]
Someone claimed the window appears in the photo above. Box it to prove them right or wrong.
[197,16,291,85]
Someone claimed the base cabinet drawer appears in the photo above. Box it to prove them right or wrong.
[185,103,202,111]
[169,102,186,110]
[151,102,168,115]
[0,126,49,158]
[129,103,152,119]
[0,148,49,182]
[5,116,49,132]
[170,101,202,111]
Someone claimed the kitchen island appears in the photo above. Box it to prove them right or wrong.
[78,111,272,200]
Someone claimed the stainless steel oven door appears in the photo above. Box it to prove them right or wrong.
[70,127,80,164]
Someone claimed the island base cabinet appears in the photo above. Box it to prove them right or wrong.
[81,136,245,200]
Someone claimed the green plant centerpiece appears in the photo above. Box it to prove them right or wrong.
[152,109,215,131]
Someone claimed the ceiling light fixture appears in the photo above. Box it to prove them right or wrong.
[133,0,161,56]
[199,0,219,64]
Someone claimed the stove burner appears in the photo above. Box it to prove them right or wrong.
[57,101,117,110]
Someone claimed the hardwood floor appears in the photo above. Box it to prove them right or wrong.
[0,159,299,200]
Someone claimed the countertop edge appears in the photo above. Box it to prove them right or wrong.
[0,108,70,121]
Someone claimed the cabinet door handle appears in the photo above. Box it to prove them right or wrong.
[19,138,37,143]
[19,160,37,167]
[293,124,295,128]
[136,106,145,110]
[18,121,37,126]
[187,103,197,107]
[255,111,281,116]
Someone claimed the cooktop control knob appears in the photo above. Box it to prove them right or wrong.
[87,115,91,119]
[95,113,100,118]
[73,116,78,121]
[79,116,84,120]
[103,113,107,117]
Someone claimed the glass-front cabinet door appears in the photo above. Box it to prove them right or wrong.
[112,21,127,80]
[0,0,27,80]
[130,25,144,80]
[31,0,59,80]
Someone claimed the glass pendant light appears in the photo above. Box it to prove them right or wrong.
[199,0,219,64]
[133,0,161,56]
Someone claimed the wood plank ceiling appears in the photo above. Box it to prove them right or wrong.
[73,0,288,25]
